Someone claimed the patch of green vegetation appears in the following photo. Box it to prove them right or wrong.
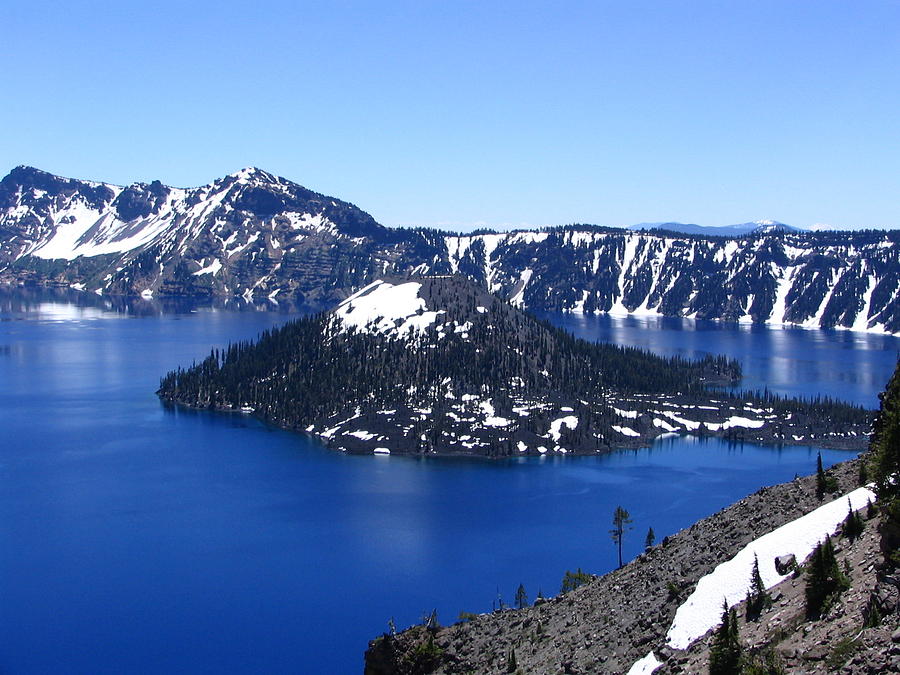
[743,648,786,675]
[825,635,860,671]
[403,634,443,675]
[457,611,479,623]
[560,568,592,594]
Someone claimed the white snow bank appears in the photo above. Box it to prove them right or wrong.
[193,259,223,276]
[612,407,639,419]
[722,416,765,430]
[653,418,678,432]
[666,486,875,650]
[626,651,662,675]
[612,425,641,437]
[549,416,578,441]
[333,280,443,336]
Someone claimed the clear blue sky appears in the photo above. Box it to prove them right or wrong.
[3,1,899,230]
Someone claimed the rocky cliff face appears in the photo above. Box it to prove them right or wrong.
[364,458,899,674]
[3,166,899,333]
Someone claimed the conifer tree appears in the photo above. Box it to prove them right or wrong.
[869,358,900,566]
[816,452,827,499]
[805,534,849,618]
[745,553,770,620]
[709,600,742,675]
[515,583,528,610]
[645,527,656,550]
[867,498,877,520]
[506,649,517,673]
[842,498,865,541]
[610,506,633,568]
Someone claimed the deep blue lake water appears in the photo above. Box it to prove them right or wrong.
[1,290,898,674]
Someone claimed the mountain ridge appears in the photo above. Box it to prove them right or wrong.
[3,166,899,334]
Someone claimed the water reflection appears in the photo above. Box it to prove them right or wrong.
[0,285,324,318]
[540,311,900,408]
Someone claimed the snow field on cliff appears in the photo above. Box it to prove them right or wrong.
[666,485,876,650]
[626,485,875,674]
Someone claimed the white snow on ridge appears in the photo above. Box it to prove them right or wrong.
[333,280,443,336]
[666,486,876,650]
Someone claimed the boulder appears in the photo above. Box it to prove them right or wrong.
[775,554,796,575]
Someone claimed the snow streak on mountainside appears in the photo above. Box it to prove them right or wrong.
[2,166,899,333]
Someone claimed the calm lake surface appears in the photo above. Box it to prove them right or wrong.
[1,290,898,674]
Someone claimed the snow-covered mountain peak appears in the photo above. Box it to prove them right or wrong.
[226,166,279,185]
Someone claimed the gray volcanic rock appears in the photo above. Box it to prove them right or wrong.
[365,458,898,674]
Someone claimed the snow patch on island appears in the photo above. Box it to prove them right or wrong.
[549,416,578,441]
[333,280,443,337]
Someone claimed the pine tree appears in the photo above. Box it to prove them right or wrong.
[515,583,528,609]
[506,649,517,673]
[610,506,634,568]
[645,527,656,550]
[869,358,900,566]
[709,601,742,675]
[843,498,865,541]
[805,534,849,618]
[745,553,770,620]
[816,452,827,499]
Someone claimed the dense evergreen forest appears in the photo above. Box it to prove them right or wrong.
[157,277,871,456]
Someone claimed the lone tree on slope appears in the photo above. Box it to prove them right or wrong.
[610,506,634,568]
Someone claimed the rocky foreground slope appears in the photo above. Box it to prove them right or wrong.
[365,458,899,674]
[3,166,900,334]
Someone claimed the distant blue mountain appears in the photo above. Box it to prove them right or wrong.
[633,220,803,236]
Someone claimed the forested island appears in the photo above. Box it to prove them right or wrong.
[157,276,871,457]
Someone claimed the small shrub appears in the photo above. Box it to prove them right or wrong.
[825,635,859,670]
[560,568,592,594]
[863,595,883,628]
[744,648,786,675]
[843,499,865,541]
[408,634,442,673]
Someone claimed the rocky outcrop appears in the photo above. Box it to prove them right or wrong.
[364,458,898,674]
[3,166,900,334]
